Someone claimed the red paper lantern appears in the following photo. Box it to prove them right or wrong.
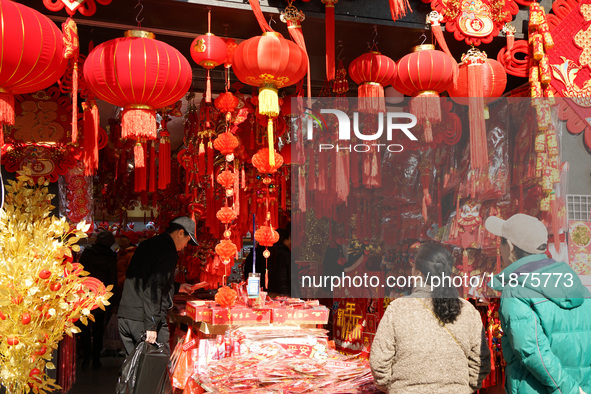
[233,32,307,166]
[348,52,397,113]
[215,92,240,123]
[217,169,236,188]
[190,33,227,102]
[252,148,284,174]
[395,44,456,142]
[223,38,238,68]
[255,226,280,247]
[215,239,237,263]
[0,0,68,127]
[215,286,237,307]
[448,58,507,107]
[213,132,239,156]
[216,207,237,224]
[84,30,192,141]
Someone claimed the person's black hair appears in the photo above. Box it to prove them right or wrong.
[96,230,115,248]
[165,223,186,236]
[414,242,462,324]
[276,228,290,244]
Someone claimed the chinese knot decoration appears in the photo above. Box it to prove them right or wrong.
[0,0,68,142]
[43,0,112,17]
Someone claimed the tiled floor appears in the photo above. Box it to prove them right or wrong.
[69,355,124,394]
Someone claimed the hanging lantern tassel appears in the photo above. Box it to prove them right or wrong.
[134,141,145,168]
[550,192,560,253]
[259,86,280,118]
[410,92,440,143]
[281,4,311,99]
[149,141,157,193]
[0,91,14,128]
[427,12,457,85]
[82,99,99,176]
[359,82,386,114]
[267,118,276,167]
[249,0,274,32]
[206,69,212,103]
[207,140,215,176]
[323,0,336,81]
[504,24,516,65]
[388,0,411,21]
[421,171,432,221]
[122,106,157,140]
[158,131,171,189]
[467,57,488,170]
[198,140,206,176]
[71,62,79,143]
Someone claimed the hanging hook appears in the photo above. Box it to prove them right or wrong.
[336,40,345,62]
[135,0,144,26]
[372,25,379,45]
[419,32,427,45]
[268,15,277,28]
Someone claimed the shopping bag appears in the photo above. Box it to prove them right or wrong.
[116,340,172,394]
[172,327,199,390]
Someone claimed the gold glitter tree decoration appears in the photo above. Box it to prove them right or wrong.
[0,171,112,393]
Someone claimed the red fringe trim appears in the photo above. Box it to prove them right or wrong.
[467,64,488,170]
[505,33,515,65]
[325,4,336,81]
[149,141,156,193]
[0,92,15,126]
[198,141,206,176]
[134,142,145,168]
[207,141,214,176]
[410,93,441,143]
[287,20,311,100]
[389,0,412,21]
[122,109,157,140]
[206,69,212,103]
[82,100,99,176]
[358,83,385,113]
[71,62,78,143]
[158,135,171,189]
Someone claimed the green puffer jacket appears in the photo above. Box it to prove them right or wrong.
[489,254,591,394]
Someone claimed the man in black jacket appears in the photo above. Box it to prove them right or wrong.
[118,217,197,355]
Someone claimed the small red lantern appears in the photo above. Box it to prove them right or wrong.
[0,0,68,129]
[223,38,237,69]
[348,52,397,113]
[215,286,237,308]
[216,207,237,224]
[217,169,236,189]
[213,132,239,156]
[252,148,284,174]
[215,92,240,122]
[190,33,226,103]
[233,32,307,166]
[255,226,280,247]
[84,30,192,141]
[395,44,456,142]
[215,239,237,263]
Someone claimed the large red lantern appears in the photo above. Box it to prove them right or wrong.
[448,49,507,170]
[233,32,307,166]
[0,0,68,129]
[83,30,192,141]
[348,52,397,113]
[395,44,456,142]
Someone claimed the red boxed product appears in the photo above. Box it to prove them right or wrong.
[186,300,213,323]
[272,306,330,325]
[211,307,272,325]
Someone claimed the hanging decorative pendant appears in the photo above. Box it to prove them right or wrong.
[43,0,112,17]
[424,0,519,45]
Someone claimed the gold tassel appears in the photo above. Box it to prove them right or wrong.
[258,86,279,117]
[267,118,275,167]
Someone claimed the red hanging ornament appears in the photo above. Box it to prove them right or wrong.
[214,92,240,120]
[215,286,237,308]
[158,129,171,189]
[215,239,238,263]
[213,132,239,156]
[322,0,337,81]
[217,169,237,189]
[216,207,237,224]
[252,148,284,174]
[254,226,280,247]
[0,0,68,132]
[348,51,397,113]
[84,30,192,141]
[233,32,307,167]
[395,44,455,142]
[190,9,226,103]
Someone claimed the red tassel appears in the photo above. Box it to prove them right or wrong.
[421,172,431,221]
[71,62,78,143]
[467,63,488,170]
[325,1,336,81]
[358,83,386,114]
[281,173,287,211]
[134,142,145,168]
[505,29,515,65]
[298,167,307,212]
[248,0,274,32]
[551,193,560,253]
[205,69,212,103]
[318,149,327,191]
[308,146,316,190]
[285,14,311,100]
[82,99,99,176]
[335,151,349,203]
[158,131,171,189]
[430,20,458,85]
[388,0,412,21]
[121,108,156,140]
[241,166,246,189]
[207,141,214,175]
[410,93,440,143]
[0,92,15,126]
[149,141,156,193]
[198,141,206,176]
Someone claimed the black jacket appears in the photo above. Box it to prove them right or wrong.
[118,233,178,331]
[268,243,291,295]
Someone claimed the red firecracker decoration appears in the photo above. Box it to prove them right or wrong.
[216,207,238,224]
[84,30,192,142]
[252,148,284,174]
[0,0,68,134]
[395,44,455,143]
[190,10,226,103]
[448,48,507,170]
[348,51,397,113]
[215,286,237,308]
[233,32,307,166]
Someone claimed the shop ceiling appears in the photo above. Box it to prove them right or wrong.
[30,0,548,95]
